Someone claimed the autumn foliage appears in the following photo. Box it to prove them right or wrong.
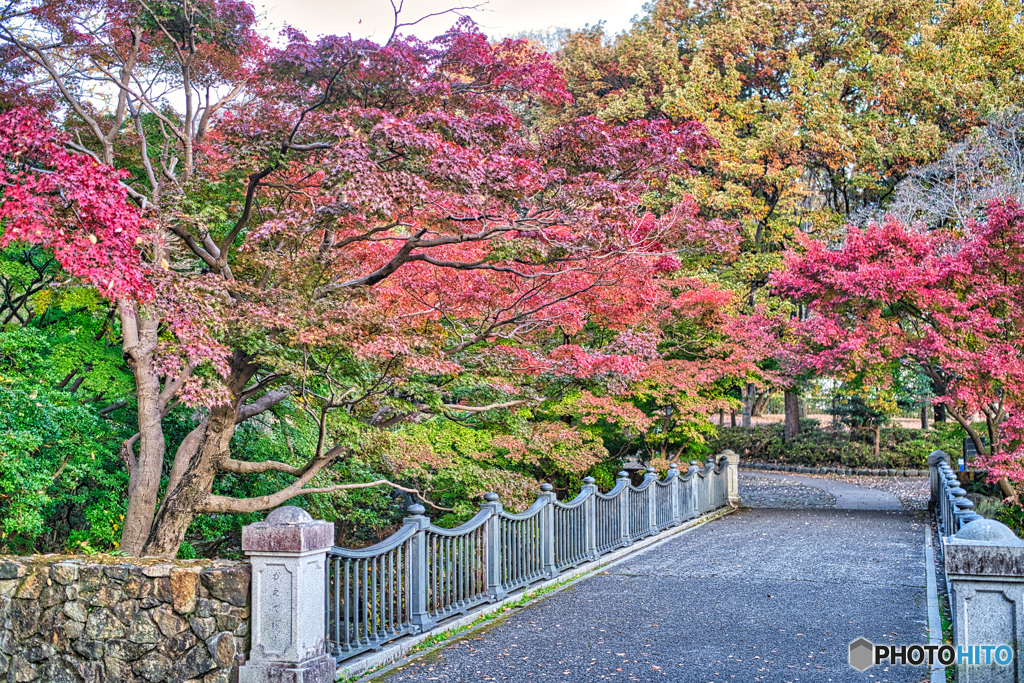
[4,0,1024,558]
[776,199,1024,487]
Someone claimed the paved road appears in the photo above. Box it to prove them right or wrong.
[373,507,929,683]
[741,472,905,511]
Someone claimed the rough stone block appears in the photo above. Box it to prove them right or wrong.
[171,567,202,614]
[49,562,79,586]
[85,607,126,639]
[40,658,80,683]
[70,658,103,683]
[171,643,217,680]
[190,616,217,641]
[196,598,216,618]
[7,654,37,683]
[64,601,88,623]
[128,611,161,644]
[105,637,156,662]
[73,640,106,661]
[133,652,172,682]
[0,561,26,580]
[159,631,197,660]
[71,565,102,592]
[216,606,246,632]
[153,606,189,638]
[23,643,54,663]
[154,578,173,604]
[104,655,135,683]
[123,575,152,600]
[143,564,174,578]
[15,572,46,600]
[62,619,85,641]
[88,584,123,608]
[204,669,231,683]
[39,582,65,609]
[201,566,251,608]
[104,565,131,582]
[207,631,236,668]
[10,599,41,638]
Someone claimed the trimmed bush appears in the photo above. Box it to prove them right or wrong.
[704,419,968,470]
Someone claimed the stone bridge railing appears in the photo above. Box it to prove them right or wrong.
[238,450,740,682]
[929,449,1024,682]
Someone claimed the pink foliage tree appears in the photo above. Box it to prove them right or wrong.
[775,198,1024,497]
[0,0,763,555]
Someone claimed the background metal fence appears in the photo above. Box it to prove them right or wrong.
[325,452,739,662]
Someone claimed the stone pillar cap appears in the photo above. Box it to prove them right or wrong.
[951,519,1024,546]
[242,506,334,554]
[266,505,313,524]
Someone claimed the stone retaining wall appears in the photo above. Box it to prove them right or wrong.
[0,556,250,683]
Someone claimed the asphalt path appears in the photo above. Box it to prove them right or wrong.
[373,506,929,683]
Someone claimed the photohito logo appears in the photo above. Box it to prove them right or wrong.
[849,638,1014,671]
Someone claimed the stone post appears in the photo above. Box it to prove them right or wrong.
[688,461,701,517]
[581,477,599,560]
[928,450,949,506]
[480,493,507,601]
[951,487,976,534]
[643,467,658,534]
[943,519,1024,682]
[401,503,436,633]
[539,483,557,578]
[617,471,631,546]
[239,506,336,683]
[666,464,681,524]
[719,449,741,507]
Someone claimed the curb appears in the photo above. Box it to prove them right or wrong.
[740,462,926,478]
[924,520,947,683]
[338,505,738,681]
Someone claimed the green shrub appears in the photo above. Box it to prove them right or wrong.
[704,419,969,469]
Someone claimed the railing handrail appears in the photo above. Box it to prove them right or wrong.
[629,479,656,492]
[425,508,493,536]
[593,480,627,500]
[497,496,547,521]
[552,489,591,509]
[322,450,740,664]
[327,522,418,559]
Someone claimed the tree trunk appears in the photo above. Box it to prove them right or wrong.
[874,424,881,459]
[141,354,256,558]
[718,409,725,426]
[920,405,929,430]
[934,404,946,422]
[119,304,165,557]
[141,404,239,557]
[742,383,753,428]
[784,390,801,441]
[751,389,772,417]
[946,405,989,462]
[730,409,736,427]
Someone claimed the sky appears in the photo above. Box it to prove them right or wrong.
[259,0,647,43]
